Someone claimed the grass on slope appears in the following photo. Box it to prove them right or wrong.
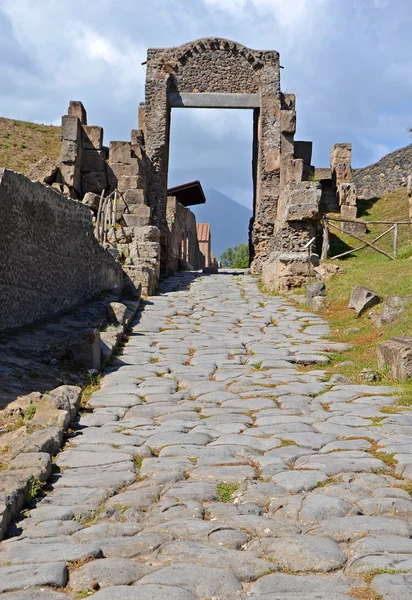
[286,188,412,406]
[318,187,412,404]
[0,117,61,174]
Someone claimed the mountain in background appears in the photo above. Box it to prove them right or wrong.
[191,188,252,259]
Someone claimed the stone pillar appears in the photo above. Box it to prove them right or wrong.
[59,101,84,198]
[250,56,282,273]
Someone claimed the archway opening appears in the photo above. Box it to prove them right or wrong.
[168,107,254,265]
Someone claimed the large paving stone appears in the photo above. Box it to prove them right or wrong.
[271,470,328,492]
[249,572,353,597]
[69,558,152,590]
[256,534,347,572]
[89,584,197,599]
[154,540,275,581]
[371,573,412,599]
[312,515,412,542]
[138,563,242,597]
[0,540,102,565]
[0,563,67,593]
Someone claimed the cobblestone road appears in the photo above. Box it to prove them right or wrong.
[2,272,412,599]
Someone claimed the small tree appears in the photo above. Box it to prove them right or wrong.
[220,243,249,268]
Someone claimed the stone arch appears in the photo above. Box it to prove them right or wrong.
[142,38,284,274]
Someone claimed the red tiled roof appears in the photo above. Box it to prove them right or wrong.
[196,223,210,242]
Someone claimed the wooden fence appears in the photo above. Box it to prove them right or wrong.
[94,189,130,247]
[321,216,411,261]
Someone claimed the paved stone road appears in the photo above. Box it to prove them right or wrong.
[2,272,412,599]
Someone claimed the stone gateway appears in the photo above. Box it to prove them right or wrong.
[141,37,318,275]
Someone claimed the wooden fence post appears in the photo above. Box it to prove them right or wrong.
[321,218,330,261]
[394,223,398,259]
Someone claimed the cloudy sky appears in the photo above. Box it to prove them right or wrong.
[1,0,412,208]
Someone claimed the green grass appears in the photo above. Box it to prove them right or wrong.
[0,116,61,174]
[217,482,239,503]
[314,187,412,404]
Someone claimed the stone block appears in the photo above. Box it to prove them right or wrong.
[81,171,108,195]
[338,183,357,206]
[130,241,160,261]
[310,296,326,311]
[294,141,313,165]
[130,157,146,179]
[129,225,160,243]
[314,263,343,281]
[81,149,107,173]
[373,296,408,328]
[333,162,352,188]
[27,156,59,185]
[286,201,319,222]
[340,204,358,221]
[48,385,82,422]
[348,285,382,316]
[307,281,326,300]
[285,157,305,184]
[68,100,87,124]
[377,336,412,381]
[281,109,296,134]
[123,265,157,296]
[67,328,101,370]
[60,140,79,163]
[61,115,81,142]
[262,252,310,293]
[82,125,103,150]
[331,143,352,169]
[123,208,151,227]
[83,192,101,211]
[203,265,219,274]
[340,219,366,235]
[124,188,146,207]
[109,141,131,165]
[60,162,81,194]
[8,452,52,482]
[118,175,145,192]
[107,302,128,326]
[131,128,144,146]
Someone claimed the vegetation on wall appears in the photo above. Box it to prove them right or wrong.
[220,243,249,268]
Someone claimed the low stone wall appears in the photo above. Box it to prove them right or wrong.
[0,169,124,332]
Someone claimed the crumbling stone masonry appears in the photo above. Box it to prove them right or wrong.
[140,37,316,276]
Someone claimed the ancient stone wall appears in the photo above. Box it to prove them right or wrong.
[353,143,412,200]
[166,196,205,272]
[0,169,123,332]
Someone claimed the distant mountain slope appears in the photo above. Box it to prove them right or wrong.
[191,188,252,259]
[353,144,412,199]
[0,117,61,174]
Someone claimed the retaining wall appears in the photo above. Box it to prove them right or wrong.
[0,169,123,331]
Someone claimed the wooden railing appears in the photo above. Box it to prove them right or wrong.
[321,216,411,261]
[94,189,130,247]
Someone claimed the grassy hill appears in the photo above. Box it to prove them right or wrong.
[312,187,412,403]
[0,117,61,174]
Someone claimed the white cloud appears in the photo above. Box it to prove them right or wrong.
[202,0,322,24]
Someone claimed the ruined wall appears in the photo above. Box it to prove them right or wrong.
[0,169,123,331]
[166,196,205,272]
